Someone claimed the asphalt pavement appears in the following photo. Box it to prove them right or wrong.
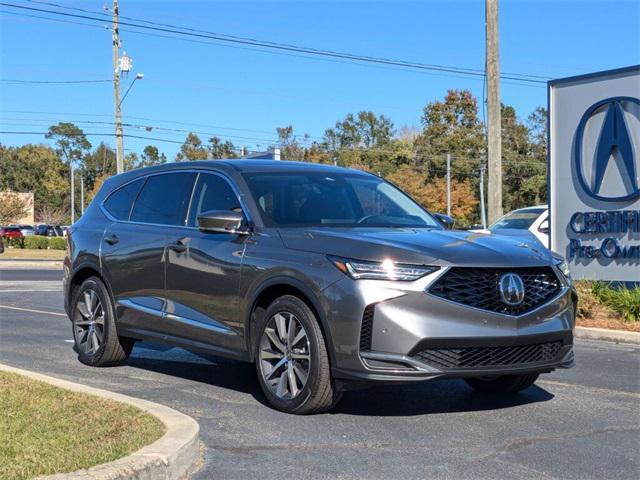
[1,269,639,480]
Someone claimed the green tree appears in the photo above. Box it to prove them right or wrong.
[176,133,208,161]
[323,111,394,150]
[140,145,167,167]
[208,137,237,159]
[501,104,546,210]
[45,122,91,166]
[82,143,116,193]
[0,144,70,218]
[276,126,306,160]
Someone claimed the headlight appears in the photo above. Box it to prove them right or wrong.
[329,256,438,281]
[554,257,571,279]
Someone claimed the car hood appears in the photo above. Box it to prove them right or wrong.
[278,227,554,267]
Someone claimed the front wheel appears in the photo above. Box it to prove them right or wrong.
[255,295,341,414]
[71,277,133,367]
[464,373,539,394]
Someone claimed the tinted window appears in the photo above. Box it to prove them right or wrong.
[131,173,196,226]
[187,173,242,226]
[103,178,144,220]
[243,172,440,228]
[490,210,543,231]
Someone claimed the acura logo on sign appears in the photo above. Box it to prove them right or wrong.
[498,273,525,306]
[574,97,640,202]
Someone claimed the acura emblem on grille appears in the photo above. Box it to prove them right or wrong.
[498,273,525,306]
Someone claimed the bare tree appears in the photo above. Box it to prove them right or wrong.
[0,192,30,225]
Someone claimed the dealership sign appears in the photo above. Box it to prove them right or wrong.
[549,66,639,281]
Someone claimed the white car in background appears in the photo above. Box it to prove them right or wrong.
[475,206,550,248]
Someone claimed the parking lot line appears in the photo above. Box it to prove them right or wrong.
[0,305,67,317]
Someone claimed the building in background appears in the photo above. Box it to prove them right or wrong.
[0,191,35,225]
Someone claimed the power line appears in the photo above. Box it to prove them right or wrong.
[2,1,549,84]
[0,78,110,84]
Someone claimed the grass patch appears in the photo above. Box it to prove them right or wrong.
[575,281,640,331]
[0,371,165,480]
[0,248,65,260]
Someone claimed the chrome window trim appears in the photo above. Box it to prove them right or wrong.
[100,168,253,230]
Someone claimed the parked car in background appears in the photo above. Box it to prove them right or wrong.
[64,161,574,414]
[62,225,71,237]
[19,225,35,236]
[35,224,64,237]
[472,206,549,248]
[0,226,23,240]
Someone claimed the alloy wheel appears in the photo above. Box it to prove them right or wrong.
[73,288,105,355]
[259,311,311,400]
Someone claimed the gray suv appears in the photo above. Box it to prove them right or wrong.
[63,160,576,414]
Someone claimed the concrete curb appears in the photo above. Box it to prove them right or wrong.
[0,259,63,268]
[0,364,200,480]
[575,326,640,345]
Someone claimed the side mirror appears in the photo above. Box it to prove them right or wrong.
[197,210,250,234]
[538,219,549,234]
[434,213,455,230]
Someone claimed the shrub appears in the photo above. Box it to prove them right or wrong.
[24,236,49,249]
[48,237,66,250]
[591,282,640,322]
[6,237,24,248]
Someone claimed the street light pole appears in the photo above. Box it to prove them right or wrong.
[120,73,144,107]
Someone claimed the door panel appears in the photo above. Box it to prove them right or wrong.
[101,222,167,336]
[164,173,247,354]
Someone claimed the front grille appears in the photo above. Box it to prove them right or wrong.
[429,266,561,315]
[414,341,563,370]
[360,305,375,351]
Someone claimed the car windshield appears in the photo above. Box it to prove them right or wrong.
[490,210,544,231]
[242,171,440,228]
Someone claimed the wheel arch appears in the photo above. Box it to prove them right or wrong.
[245,276,335,365]
[66,262,111,318]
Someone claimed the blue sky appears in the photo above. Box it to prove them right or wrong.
[1,0,639,159]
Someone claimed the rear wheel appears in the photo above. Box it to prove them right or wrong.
[465,373,539,394]
[71,277,133,367]
[255,295,341,414]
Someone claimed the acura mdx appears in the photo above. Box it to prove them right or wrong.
[63,160,576,414]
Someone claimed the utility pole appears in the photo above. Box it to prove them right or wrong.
[446,153,451,217]
[112,0,124,174]
[486,0,502,224]
[479,164,487,229]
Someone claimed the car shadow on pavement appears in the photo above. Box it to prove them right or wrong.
[333,380,555,416]
[125,343,262,397]
[124,343,554,416]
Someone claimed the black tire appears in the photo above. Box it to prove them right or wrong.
[465,373,539,394]
[255,295,342,414]
[71,277,134,367]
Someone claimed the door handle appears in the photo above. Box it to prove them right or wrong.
[104,234,119,245]
[168,240,187,253]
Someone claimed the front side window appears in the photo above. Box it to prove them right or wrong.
[242,172,440,228]
[130,173,196,226]
[103,178,144,221]
[187,173,242,226]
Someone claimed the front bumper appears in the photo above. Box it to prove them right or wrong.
[323,268,576,384]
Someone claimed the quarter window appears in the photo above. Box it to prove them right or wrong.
[103,178,144,221]
[130,173,196,226]
[187,173,242,227]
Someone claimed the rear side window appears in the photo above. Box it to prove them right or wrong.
[187,173,242,226]
[130,173,196,226]
[103,178,144,221]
